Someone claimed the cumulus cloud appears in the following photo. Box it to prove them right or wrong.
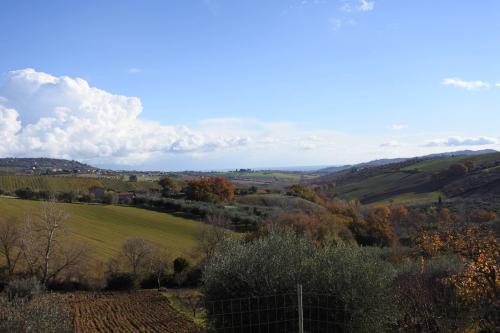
[424,136,498,147]
[0,68,248,164]
[442,78,489,90]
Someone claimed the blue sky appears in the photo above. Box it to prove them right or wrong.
[0,0,499,170]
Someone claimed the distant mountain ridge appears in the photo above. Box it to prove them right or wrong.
[317,149,498,174]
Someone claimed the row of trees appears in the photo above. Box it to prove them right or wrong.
[13,187,121,204]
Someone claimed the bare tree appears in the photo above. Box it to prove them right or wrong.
[0,217,21,277]
[149,249,169,289]
[195,214,231,260]
[20,200,89,285]
[121,238,153,275]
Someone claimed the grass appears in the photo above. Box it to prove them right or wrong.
[163,289,206,327]
[224,171,316,182]
[0,175,159,193]
[372,191,443,206]
[335,172,411,200]
[0,198,206,262]
[400,156,466,173]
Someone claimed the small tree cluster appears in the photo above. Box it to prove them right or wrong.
[186,177,235,203]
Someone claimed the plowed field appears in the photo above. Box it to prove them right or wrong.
[69,291,203,333]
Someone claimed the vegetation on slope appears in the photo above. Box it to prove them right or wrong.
[0,198,205,261]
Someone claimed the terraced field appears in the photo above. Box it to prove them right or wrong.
[69,291,203,333]
[0,198,205,261]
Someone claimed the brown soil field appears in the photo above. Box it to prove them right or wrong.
[68,290,204,333]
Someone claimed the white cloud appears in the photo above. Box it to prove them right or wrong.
[442,78,489,90]
[391,124,407,131]
[495,83,500,88]
[0,68,248,164]
[358,0,374,12]
[424,136,498,147]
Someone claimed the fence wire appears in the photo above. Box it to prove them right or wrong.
[204,289,353,333]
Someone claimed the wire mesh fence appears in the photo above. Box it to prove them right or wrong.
[204,285,352,333]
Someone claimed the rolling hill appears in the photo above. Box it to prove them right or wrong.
[316,149,498,175]
[0,175,159,194]
[312,152,500,205]
[0,198,207,262]
[0,157,99,173]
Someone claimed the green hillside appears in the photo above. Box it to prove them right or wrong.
[0,175,159,194]
[0,198,205,262]
[315,153,500,204]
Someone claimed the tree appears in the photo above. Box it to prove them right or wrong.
[195,215,231,261]
[287,184,323,205]
[129,175,138,182]
[121,238,153,275]
[186,177,235,203]
[150,247,170,288]
[20,200,88,285]
[173,257,190,274]
[158,176,180,197]
[0,218,21,277]
[102,190,118,204]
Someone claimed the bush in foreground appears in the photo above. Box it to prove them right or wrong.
[202,229,398,332]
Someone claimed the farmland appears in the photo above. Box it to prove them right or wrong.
[69,291,202,333]
[0,175,159,194]
[0,198,205,261]
[313,152,500,204]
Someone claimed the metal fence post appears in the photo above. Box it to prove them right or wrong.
[297,284,304,333]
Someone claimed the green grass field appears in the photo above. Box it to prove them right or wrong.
[0,175,159,193]
[0,198,205,262]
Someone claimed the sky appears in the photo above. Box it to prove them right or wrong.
[0,0,499,171]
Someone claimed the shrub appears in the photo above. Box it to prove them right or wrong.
[5,277,43,301]
[105,272,138,291]
[203,229,398,332]
[15,187,36,199]
[392,256,468,332]
[173,257,190,274]
[0,294,73,333]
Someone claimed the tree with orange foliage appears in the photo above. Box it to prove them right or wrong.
[186,177,235,203]
[287,184,324,205]
[364,205,397,247]
[416,225,499,330]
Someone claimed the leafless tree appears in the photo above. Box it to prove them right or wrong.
[149,249,169,289]
[121,238,153,275]
[0,217,21,277]
[19,200,89,285]
[195,214,231,260]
